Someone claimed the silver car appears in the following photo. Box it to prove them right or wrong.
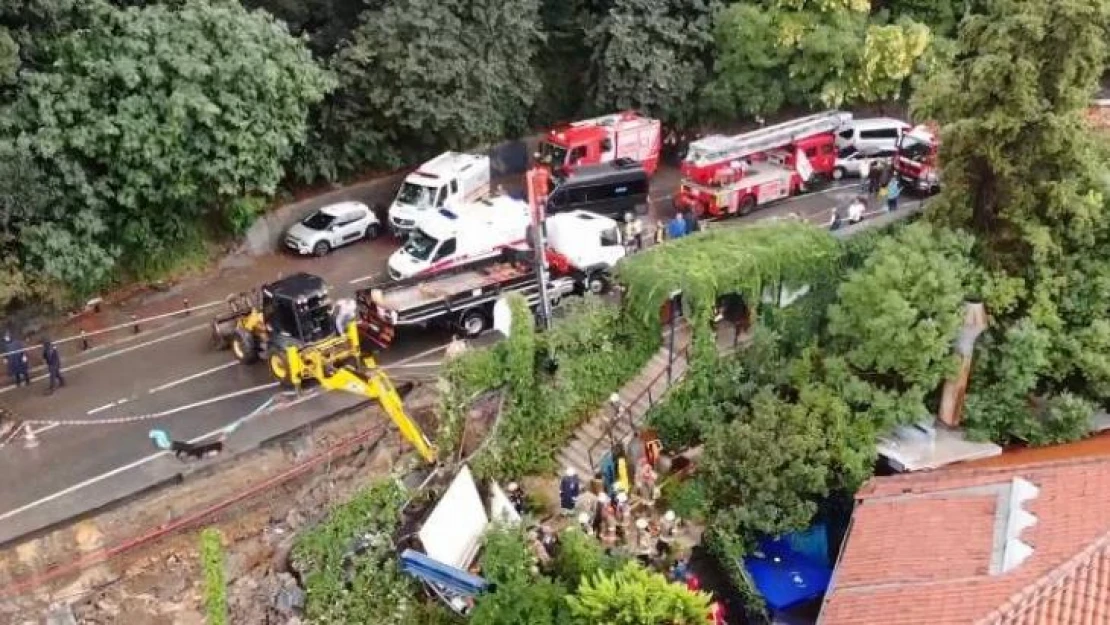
[284,202,382,257]
[832,147,895,180]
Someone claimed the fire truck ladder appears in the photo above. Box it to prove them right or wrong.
[688,111,852,166]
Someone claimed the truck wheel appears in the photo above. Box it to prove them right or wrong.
[459,309,488,337]
[231,329,259,365]
[312,241,330,257]
[738,195,757,216]
[586,273,610,295]
[832,167,846,180]
[268,351,295,388]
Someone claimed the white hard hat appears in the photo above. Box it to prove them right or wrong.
[565,467,577,477]
[616,492,628,503]
[578,512,590,524]
[609,392,621,404]
[598,493,610,503]
[507,482,519,492]
[664,510,676,522]
[635,518,649,529]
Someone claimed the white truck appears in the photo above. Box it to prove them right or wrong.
[387,152,491,236]
[386,195,531,281]
[360,210,627,342]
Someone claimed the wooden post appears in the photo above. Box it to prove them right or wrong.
[938,302,988,428]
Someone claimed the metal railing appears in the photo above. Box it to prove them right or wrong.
[585,341,691,473]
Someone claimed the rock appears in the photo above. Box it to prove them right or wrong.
[94,600,119,617]
[43,604,77,625]
[285,508,306,530]
[270,573,305,615]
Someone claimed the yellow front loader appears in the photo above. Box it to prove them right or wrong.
[212,272,438,464]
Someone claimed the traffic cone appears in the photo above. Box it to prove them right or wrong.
[22,424,38,449]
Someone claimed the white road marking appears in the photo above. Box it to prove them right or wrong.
[87,398,128,416]
[0,324,209,396]
[0,388,324,526]
[147,361,238,395]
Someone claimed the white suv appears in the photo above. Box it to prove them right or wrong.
[284,201,381,257]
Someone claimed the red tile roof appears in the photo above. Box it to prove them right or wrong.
[819,456,1110,625]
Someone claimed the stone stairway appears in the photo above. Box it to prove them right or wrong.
[556,323,694,478]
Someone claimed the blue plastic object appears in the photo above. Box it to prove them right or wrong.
[742,536,833,612]
[400,549,489,597]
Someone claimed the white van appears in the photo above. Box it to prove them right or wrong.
[388,152,491,236]
[387,196,530,280]
[835,118,910,153]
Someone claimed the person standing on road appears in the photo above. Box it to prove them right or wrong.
[858,158,871,192]
[652,218,665,245]
[867,162,883,196]
[5,332,30,387]
[41,339,64,394]
[886,178,902,212]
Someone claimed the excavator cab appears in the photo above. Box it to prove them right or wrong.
[260,273,335,345]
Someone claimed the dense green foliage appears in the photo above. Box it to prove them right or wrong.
[0,0,331,304]
[440,294,658,480]
[291,480,433,624]
[912,0,1110,444]
[471,527,705,625]
[0,0,966,309]
[199,528,228,625]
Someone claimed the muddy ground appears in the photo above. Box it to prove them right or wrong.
[0,388,441,625]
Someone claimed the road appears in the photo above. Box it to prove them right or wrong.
[0,163,882,544]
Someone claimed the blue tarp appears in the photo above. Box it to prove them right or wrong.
[400,549,489,597]
[742,531,833,613]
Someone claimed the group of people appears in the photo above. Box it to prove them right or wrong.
[830,159,903,231]
[3,331,65,394]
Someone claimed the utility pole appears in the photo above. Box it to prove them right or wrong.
[526,167,553,329]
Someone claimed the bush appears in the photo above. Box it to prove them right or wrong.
[199,528,228,625]
[291,480,423,624]
[551,528,625,590]
[566,561,711,624]
[470,526,573,625]
[660,478,709,524]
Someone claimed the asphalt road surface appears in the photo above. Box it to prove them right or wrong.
[0,165,883,543]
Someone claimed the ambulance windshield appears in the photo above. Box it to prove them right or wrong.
[403,229,439,261]
[397,182,437,208]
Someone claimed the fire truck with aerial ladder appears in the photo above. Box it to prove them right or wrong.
[536,111,662,177]
[894,123,941,194]
[676,111,852,219]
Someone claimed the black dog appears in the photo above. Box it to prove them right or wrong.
[171,439,224,461]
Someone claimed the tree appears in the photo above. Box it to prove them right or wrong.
[826,222,976,420]
[912,0,1110,435]
[5,0,332,276]
[586,0,718,126]
[566,561,710,624]
[703,0,931,118]
[297,0,543,182]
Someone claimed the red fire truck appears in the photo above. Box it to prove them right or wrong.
[676,111,851,218]
[536,111,662,176]
[894,124,941,194]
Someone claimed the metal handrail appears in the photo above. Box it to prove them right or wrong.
[585,340,691,473]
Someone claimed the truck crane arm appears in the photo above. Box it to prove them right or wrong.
[277,323,438,464]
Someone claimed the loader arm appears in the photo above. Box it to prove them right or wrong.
[278,322,438,464]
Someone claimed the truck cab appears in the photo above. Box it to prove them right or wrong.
[894,125,940,193]
[544,210,626,294]
[388,152,491,236]
[387,197,531,280]
[536,112,662,177]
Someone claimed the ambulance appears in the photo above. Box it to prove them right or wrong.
[386,195,530,280]
[387,152,491,236]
